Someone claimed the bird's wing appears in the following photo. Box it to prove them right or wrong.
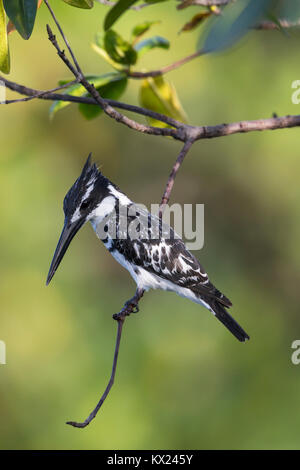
[118,206,232,307]
[134,237,232,307]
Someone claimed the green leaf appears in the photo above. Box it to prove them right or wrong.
[92,32,124,70]
[104,30,137,65]
[62,0,94,8]
[202,0,273,54]
[104,0,138,31]
[0,0,10,73]
[49,74,127,120]
[134,36,169,57]
[3,0,38,40]
[91,44,123,70]
[139,76,187,128]
[79,74,127,119]
[131,21,159,40]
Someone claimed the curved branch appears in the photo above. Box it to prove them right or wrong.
[67,288,145,429]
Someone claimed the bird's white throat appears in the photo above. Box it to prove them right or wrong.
[90,186,132,233]
[90,195,116,230]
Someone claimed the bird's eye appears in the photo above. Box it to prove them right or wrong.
[80,199,92,211]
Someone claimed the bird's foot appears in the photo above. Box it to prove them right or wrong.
[124,298,140,314]
[112,289,145,321]
[113,297,139,321]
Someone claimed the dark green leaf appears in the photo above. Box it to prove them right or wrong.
[132,21,159,39]
[0,0,10,73]
[62,0,94,8]
[104,0,138,31]
[104,30,137,65]
[92,33,124,70]
[79,74,127,119]
[134,36,169,57]
[50,74,126,119]
[202,0,273,54]
[3,0,38,40]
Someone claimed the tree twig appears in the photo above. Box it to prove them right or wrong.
[128,50,204,79]
[255,19,300,30]
[3,74,300,144]
[96,0,151,10]
[44,0,82,75]
[3,80,78,104]
[176,0,231,8]
[128,20,300,79]
[67,289,145,428]
[0,75,181,128]
[159,140,195,217]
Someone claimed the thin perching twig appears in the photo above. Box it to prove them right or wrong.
[67,289,145,428]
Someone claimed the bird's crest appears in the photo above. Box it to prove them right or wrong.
[63,153,108,216]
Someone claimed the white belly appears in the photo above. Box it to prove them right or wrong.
[109,249,213,314]
[94,228,214,315]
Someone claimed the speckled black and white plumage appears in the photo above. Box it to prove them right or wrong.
[60,156,249,342]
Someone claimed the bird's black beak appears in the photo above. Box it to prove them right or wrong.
[46,217,85,286]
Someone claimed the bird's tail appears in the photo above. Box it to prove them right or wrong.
[211,301,250,342]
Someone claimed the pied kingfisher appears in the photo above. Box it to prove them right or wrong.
[47,155,249,342]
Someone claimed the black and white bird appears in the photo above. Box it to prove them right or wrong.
[47,155,249,342]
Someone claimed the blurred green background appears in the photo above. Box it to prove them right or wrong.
[1,1,300,450]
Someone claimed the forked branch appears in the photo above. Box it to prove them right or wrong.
[3,75,300,143]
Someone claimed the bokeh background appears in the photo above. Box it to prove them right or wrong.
[1,1,300,450]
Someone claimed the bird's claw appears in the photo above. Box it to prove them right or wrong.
[113,299,139,321]
[124,300,139,314]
